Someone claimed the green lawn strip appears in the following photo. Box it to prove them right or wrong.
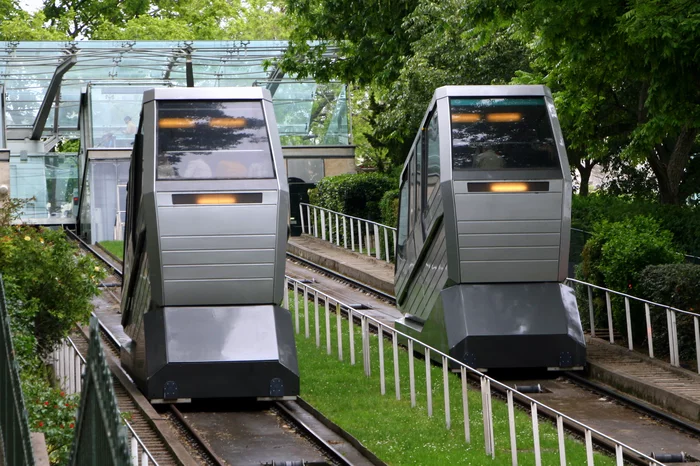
[99,240,124,260]
[290,291,615,465]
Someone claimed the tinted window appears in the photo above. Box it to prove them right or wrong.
[397,174,410,251]
[450,97,559,170]
[156,100,275,180]
[426,111,440,199]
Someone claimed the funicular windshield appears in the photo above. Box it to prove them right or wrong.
[450,97,560,171]
[156,100,275,180]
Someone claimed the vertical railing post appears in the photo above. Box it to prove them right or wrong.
[357,220,363,254]
[408,340,416,407]
[299,204,306,234]
[442,356,450,429]
[461,366,470,443]
[507,390,517,465]
[392,230,397,261]
[374,224,380,260]
[588,287,596,337]
[343,217,347,249]
[425,348,433,417]
[383,227,390,262]
[307,204,312,235]
[532,403,542,466]
[625,297,633,350]
[313,207,318,237]
[645,303,654,358]
[320,210,326,241]
[365,222,371,256]
[350,219,355,251]
[606,291,614,343]
[393,331,400,400]
[335,213,340,246]
[695,316,700,375]
[378,326,385,395]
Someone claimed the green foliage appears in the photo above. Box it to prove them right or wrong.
[379,189,400,228]
[23,375,79,465]
[312,173,396,221]
[578,216,682,338]
[56,139,80,153]
[572,194,700,256]
[0,11,67,40]
[638,264,700,363]
[0,226,106,356]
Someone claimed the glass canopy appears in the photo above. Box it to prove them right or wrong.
[0,41,349,145]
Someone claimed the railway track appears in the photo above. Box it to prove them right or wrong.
[68,229,385,466]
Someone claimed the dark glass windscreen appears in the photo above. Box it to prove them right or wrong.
[156,100,275,180]
[450,97,560,170]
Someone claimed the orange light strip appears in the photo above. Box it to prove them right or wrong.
[209,118,246,128]
[194,194,241,204]
[159,118,196,128]
[489,182,528,192]
[486,113,522,123]
[451,113,481,123]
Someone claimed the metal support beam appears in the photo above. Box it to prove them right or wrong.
[186,54,194,87]
[266,66,285,97]
[31,54,77,140]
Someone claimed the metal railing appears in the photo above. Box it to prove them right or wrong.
[283,276,663,466]
[68,317,153,466]
[54,328,158,466]
[0,275,35,466]
[566,278,700,370]
[299,203,397,263]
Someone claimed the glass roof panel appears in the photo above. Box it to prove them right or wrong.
[1,41,348,146]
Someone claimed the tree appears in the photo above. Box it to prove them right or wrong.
[0,10,67,40]
[468,0,700,204]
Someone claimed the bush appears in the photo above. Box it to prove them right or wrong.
[577,216,683,340]
[312,172,396,221]
[573,194,700,256]
[379,189,400,228]
[637,264,700,364]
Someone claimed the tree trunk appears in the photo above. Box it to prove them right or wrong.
[574,157,596,196]
[647,125,698,205]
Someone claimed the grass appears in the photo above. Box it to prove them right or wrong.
[288,291,614,465]
[99,240,124,260]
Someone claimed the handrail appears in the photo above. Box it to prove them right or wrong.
[299,203,397,262]
[283,275,663,465]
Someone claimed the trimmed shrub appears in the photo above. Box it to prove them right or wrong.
[572,194,700,257]
[638,264,700,364]
[379,189,400,228]
[577,216,683,341]
[312,172,396,221]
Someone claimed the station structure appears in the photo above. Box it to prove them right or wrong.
[0,40,355,243]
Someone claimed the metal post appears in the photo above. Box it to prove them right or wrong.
[320,210,326,241]
[426,347,433,417]
[335,213,340,246]
[442,356,450,429]
[383,228,390,262]
[313,207,318,237]
[616,444,624,466]
[409,340,416,407]
[336,302,343,361]
[343,217,347,249]
[362,317,371,377]
[671,310,680,367]
[645,303,654,358]
[392,230,397,261]
[349,309,355,365]
[325,299,331,355]
[379,326,385,395]
[532,403,541,466]
[365,222,371,256]
[507,390,517,465]
[142,451,148,466]
[557,415,566,466]
[314,292,320,348]
[283,277,289,309]
[131,437,138,465]
[304,287,309,338]
[350,220,355,251]
[374,224,380,259]
[461,366,470,443]
[300,204,306,234]
[294,281,299,334]
[606,291,614,343]
[625,297,633,350]
[481,377,495,458]
[588,287,595,337]
[695,316,700,375]
[585,429,594,465]
[393,332,400,400]
[307,204,312,234]
[358,220,363,254]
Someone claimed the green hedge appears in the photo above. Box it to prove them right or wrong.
[577,216,683,340]
[572,194,700,256]
[638,264,700,363]
[379,189,400,228]
[310,172,396,222]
